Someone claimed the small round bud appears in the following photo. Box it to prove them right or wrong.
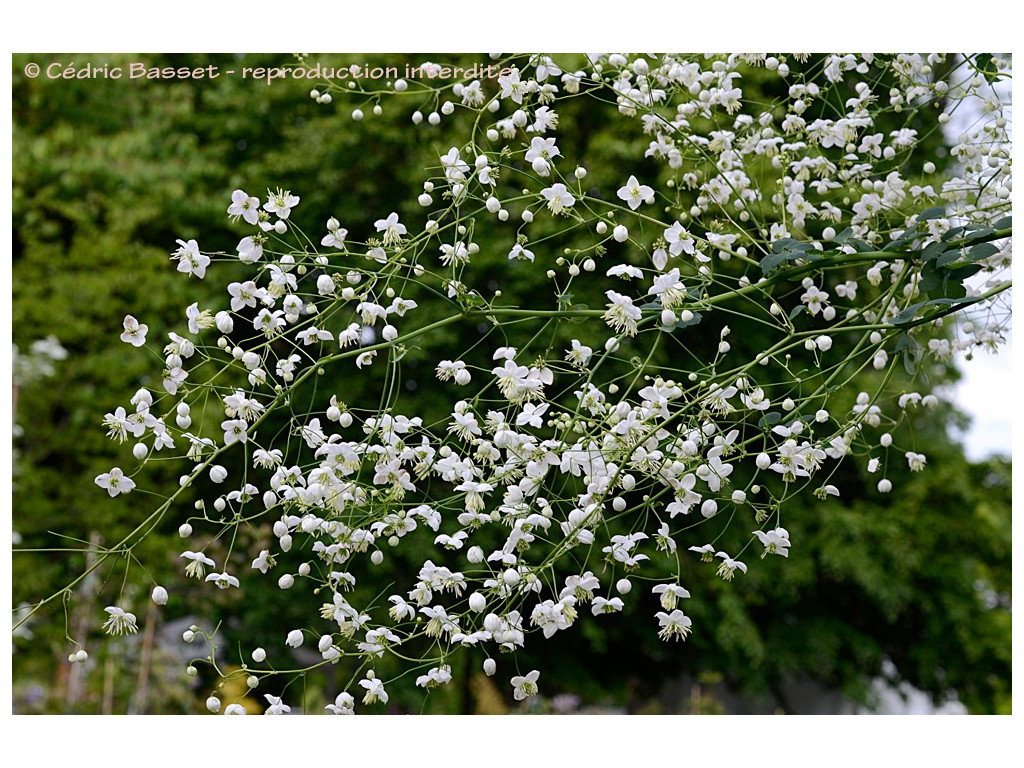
[252,647,267,663]
[75,649,89,663]
[133,443,148,460]
[880,433,893,447]
[206,696,222,713]
[469,592,487,612]
[483,658,496,676]
[756,453,771,470]
[877,479,892,493]
[615,578,632,595]
[178,523,193,538]
[278,574,294,589]
[152,586,169,605]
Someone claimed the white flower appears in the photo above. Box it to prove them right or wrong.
[264,188,300,219]
[617,175,654,210]
[540,183,575,214]
[205,571,240,589]
[655,609,692,641]
[120,315,148,347]
[906,451,927,472]
[172,239,210,279]
[652,583,690,611]
[102,606,138,636]
[753,527,791,558]
[227,189,260,224]
[325,692,355,715]
[94,467,135,497]
[374,212,406,246]
[181,550,215,579]
[359,676,389,705]
[511,669,540,701]
[264,694,291,715]
[603,290,641,336]
[222,419,248,446]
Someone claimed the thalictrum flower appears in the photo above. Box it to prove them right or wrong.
[102,606,138,636]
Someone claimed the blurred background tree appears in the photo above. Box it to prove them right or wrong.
[12,52,1010,714]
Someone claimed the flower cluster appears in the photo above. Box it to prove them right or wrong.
[73,53,1010,714]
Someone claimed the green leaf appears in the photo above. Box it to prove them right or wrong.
[760,252,787,274]
[968,242,1000,262]
[921,241,951,263]
[789,304,806,321]
[916,206,946,221]
[757,411,782,428]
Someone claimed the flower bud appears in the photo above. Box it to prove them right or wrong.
[152,586,169,605]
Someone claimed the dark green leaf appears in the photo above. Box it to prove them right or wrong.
[968,242,1000,262]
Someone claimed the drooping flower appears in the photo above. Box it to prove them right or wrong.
[655,609,692,641]
[603,290,641,336]
[753,527,791,558]
[374,212,407,246]
[102,606,138,636]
